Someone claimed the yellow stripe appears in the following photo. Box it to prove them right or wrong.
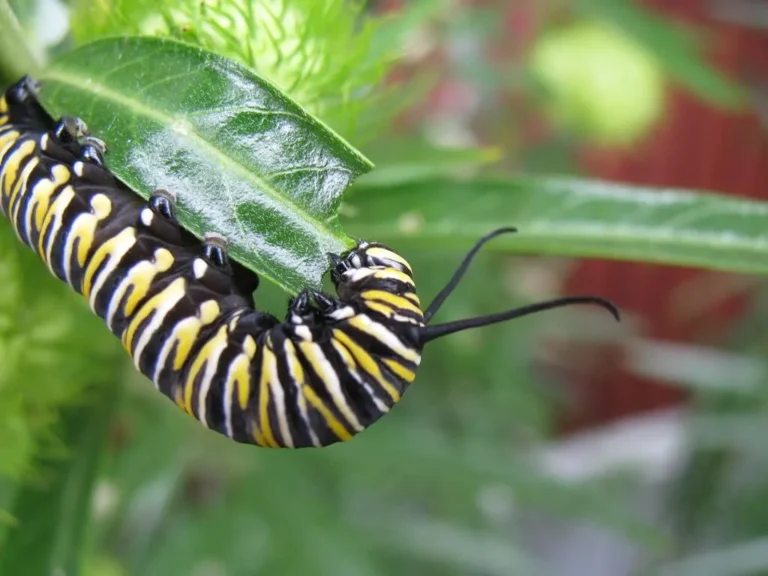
[347,315,420,364]
[302,385,352,442]
[40,186,76,269]
[365,301,395,318]
[30,164,69,232]
[37,181,75,258]
[82,228,136,299]
[122,248,175,316]
[366,247,413,273]
[1,138,33,194]
[332,329,401,402]
[243,335,256,357]
[331,339,356,372]
[231,336,258,410]
[71,193,112,267]
[173,387,188,414]
[403,292,421,306]
[258,343,279,448]
[10,156,41,238]
[298,341,363,432]
[173,300,220,370]
[5,140,37,219]
[225,353,251,411]
[283,339,315,444]
[0,97,7,114]
[0,128,19,153]
[372,268,415,285]
[360,290,423,316]
[252,426,269,447]
[330,340,389,415]
[183,324,228,415]
[106,249,174,330]
[122,277,186,353]
[189,325,230,424]
[383,358,416,383]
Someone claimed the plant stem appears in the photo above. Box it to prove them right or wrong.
[0,0,41,85]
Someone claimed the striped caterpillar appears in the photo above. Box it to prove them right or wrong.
[0,76,619,448]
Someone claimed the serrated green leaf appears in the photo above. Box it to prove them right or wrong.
[68,0,410,143]
[0,380,119,576]
[345,176,768,275]
[36,36,372,293]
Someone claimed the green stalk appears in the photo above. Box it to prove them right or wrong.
[0,0,41,85]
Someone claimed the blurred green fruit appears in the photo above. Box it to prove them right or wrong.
[529,20,666,146]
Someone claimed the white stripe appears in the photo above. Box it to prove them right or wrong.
[266,344,294,447]
[0,131,21,163]
[352,314,420,364]
[43,186,76,270]
[329,306,354,321]
[15,157,41,242]
[88,229,137,311]
[131,286,186,370]
[330,340,388,414]
[307,341,364,432]
[193,258,208,279]
[106,259,151,331]
[140,208,153,226]
[285,340,320,447]
[196,333,230,428]
[221,356,241,439]
[151,316,199,389]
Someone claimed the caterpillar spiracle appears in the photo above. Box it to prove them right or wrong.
[0,76,619,448]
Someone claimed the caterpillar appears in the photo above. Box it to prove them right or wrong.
[0,75,619,448]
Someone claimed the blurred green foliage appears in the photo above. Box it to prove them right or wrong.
[0,0,764,575]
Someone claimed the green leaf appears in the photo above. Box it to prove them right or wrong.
[573,0,744,109]
[358,139,503,187]
[361,516,537,576]
[345,176,768,275]
[656,537,768,576]
[37,36,372,293]
[0,379,120,576]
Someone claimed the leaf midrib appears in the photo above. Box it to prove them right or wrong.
[39,67,346,245]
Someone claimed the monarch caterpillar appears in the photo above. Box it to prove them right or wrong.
[0,75,619,448]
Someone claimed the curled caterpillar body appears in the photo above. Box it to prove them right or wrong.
[0,76,619,448]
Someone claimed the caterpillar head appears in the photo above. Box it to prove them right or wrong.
[328,229,620,346]
[328,240,413,287]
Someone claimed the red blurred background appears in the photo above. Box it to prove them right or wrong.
[379,0,768,434]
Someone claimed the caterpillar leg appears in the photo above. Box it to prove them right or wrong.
[202,232,229,269]
[53,116,90,144]
[81,136,107,166]
[138,188,188,246]
[310,289,337,313]
[288,289,311,316]
[148,188,177,222]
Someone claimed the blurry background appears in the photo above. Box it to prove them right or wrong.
[2,0,768,574]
